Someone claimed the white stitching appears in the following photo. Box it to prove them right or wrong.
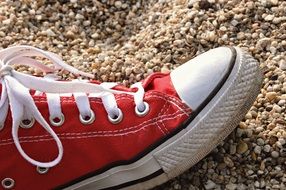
[158,102,173,133]
[158,101,168,117]
[0,108,191,143]
[0,112,189,146]
[155,122,166,135]
[0,91,191,146]
[156,101,170,134]
[159,120,169,134]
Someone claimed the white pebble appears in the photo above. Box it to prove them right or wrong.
[2,19,11,25]
[46,29,56,37]
[114,1,122,9]
[271,151,279,158]
[264,145,271,153]
[257,138,265,146]
[91,33,100,39]
[279,60,286,71]
[273,105,282,113]
[265,15,274,21]
[204,180,216,190]
[254,146,262,154]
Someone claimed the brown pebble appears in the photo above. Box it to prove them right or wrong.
[237,140,248,154]
[265,92,278,101]
[269,136,278,146]
[267,123,276,130]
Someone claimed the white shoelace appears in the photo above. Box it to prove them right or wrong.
[0,45,146,168]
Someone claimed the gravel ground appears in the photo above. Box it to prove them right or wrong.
[1,0,286,189]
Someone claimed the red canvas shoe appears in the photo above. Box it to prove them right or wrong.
[0,46,262,190]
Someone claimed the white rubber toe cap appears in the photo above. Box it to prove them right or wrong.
[170,47,235,111]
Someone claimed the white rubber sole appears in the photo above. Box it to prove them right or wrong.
[66,47,262,190]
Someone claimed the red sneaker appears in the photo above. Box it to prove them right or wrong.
[0,46,261,190]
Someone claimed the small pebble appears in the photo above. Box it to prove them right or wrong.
[226,183,237,190]
[265,92,277,101]
[271,151,279,158]
[245,112,252,119]
[279,60,286,71]
[204,180,216,190]
[224,156,234,167]
[272,105,282,113]
[45,29,56,37]
[256,38,271,50]
[91,33,100,39]
[254,146,262,154]
[237,141,248,154]
[264,15,274,21]
[278,99,285,106]
[114,1,122,9]
[257,138,265,146]
[263,144,271,153]
[269,136,278,145]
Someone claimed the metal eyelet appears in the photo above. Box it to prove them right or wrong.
[49,113,65,127]
[37,166,49,174]
[79,110,95,125]
[108,108,123,124]
[1,178,15,189]
[135,102,150,117]
[20,118,35,129]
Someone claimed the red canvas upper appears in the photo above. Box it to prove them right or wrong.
[0,73,192,190]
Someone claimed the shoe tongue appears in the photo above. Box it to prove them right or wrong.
[142,72,179,97]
